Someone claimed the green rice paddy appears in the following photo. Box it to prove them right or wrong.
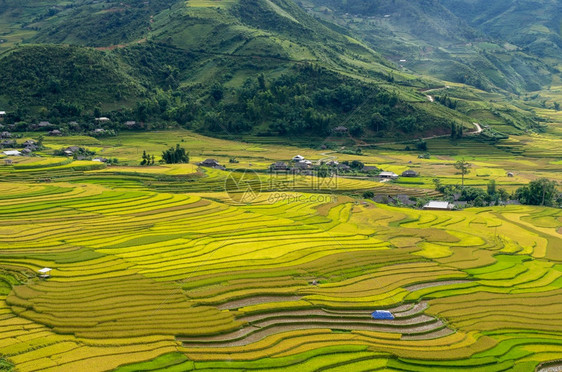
[0,128,560,371]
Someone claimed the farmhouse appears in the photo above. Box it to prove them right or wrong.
[2,150,21,156]
[21,148,32,155]
[95,117,111,123]
[336,163,351,172]
[49,129,62,136]
[507,172,514,177]
[402,170,419,177]
[4,159,12,165]
[0,111,5,116]
[37,121,52,128]
[270,161,290,172]
[379,171,398,179]
[0,131,12,139]
[292,155,305,162]
[291,161,313,175]
[1,140,15,148]
[63,146,80,156]
[198,159,226,170]
[362,165,379,172]
[393,194,416,206]
[423,201,454,210]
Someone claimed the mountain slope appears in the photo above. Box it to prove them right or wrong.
[297,0,556,93]
[0,0,546,139]
[441,0,562,59]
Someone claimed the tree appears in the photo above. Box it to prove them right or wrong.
[317,164,330,178]
[416,139,427,151]
[515,178,559,206]
[162,144,189,164]
[140,150,149,165]
[487,179,496,195]
[362,191,375,199]
[454,158,471,188]
[350,160,364,170]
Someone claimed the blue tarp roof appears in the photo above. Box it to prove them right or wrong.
[371,310,394,319]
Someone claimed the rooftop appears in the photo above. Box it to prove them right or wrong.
[423,201,452,210]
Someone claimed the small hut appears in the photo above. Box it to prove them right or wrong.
[38,268,52,278]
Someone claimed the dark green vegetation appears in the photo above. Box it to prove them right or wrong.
[0,0,554,141]
[161,144,189,164]
[515,177,561,207]
[0,45,144,109]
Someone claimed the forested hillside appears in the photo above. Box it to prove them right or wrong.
[0,0,554,139]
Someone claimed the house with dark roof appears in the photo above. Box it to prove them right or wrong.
[270,161,290,172]
[362,165,379,173]
[402,170,419,177]
[198,159,226,170]
[1,140,15,148]
[336,163,351,172]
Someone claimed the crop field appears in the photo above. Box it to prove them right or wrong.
[0,128,560,371]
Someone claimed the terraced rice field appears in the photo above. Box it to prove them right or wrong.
[0,129,560,370]
[0,165,560,371]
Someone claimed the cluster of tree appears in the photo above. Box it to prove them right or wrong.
[515,178,561,207]
[435,95,457,109]
[140,151,155,166]
[89,129,116,138]
[433,179,510,207]
[161,144,189,164]
[432,176,561,208]
[450,123,463,139]
[339,160,365,170]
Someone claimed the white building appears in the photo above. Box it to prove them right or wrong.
[379,171,398,179]
[423,201,454,210]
